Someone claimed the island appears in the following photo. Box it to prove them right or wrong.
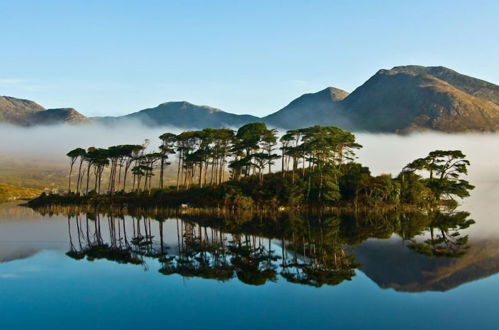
[28,123,474,213]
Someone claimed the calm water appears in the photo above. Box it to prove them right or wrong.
[1,202,499,330]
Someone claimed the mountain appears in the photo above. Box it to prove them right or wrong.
[341,66,499,132]
[29,108,90,126]
[0,96,44,125]
[385,65,499,105]
[263,87,349,129]
[98,101,259,129]
[3,65,499,132]
[0,96,89,126]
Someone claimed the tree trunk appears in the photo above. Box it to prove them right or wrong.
[159,155,165,189]
[176,151,182,190]
[68,159,75,194]
[85,164,91,195]
[76,158,84,194]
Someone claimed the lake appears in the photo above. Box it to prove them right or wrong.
[2,133,499,329]
[0,201,499,330]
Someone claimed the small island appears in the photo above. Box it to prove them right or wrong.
[28,123,474,213]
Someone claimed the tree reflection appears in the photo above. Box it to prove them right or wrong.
[280,215,356,287]
[159,220,234,281]
[38,205,476,287]
[403,210,475,257]
[66,211,146,266]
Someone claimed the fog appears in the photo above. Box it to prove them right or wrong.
[0,123,498,237]
[355,133,499,238]
[0,122,174,162]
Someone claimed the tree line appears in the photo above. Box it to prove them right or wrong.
[63,122,474,208]
[66,123,360,193]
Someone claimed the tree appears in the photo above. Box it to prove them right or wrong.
[211,128,234,185]
[230,122,274,180]
[66,148,86,194]
[397,171,435,206]
[84,147,109,194]
[356,174,400,207]
[158,133,177,189]
[403,150,474,202]
[120,144,144,191]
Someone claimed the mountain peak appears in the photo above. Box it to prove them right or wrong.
[0,95,45,125]
[315,87,349,101]
[343,65,499,132]
[157,101,224,114]
[30,108,89,125]
[377,65,499,106]
[3,65,499,133]
[118,100,257,129]
[263,87,349,129]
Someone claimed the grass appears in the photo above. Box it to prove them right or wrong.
[0,183,42,203]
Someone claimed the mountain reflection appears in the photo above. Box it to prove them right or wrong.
[32,206,479,290]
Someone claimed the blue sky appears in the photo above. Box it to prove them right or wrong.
[1,0,498,117]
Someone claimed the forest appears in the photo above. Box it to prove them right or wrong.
[29,122,475,211]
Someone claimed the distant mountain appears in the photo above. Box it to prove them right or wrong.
[0,96,89,126]
[0,96,44,125]
[341,66,499,132]
[263,87,349,129]
[3,65,499,132]
[97,101,259,129]
[263,66,499,132]
[29,108,90,126]
[386,65,499,105]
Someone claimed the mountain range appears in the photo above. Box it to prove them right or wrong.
[0,96,88,126]
[2,65,499,133]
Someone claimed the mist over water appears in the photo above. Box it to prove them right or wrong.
[0,124,498,237]
[0,122,173,162]
[355,133,499,238]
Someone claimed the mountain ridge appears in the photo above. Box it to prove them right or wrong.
[263,87,350,129]
[2,65,499,132]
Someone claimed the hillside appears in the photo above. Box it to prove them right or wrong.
[0,183,41,203]
[386,65,499,105]
[2,65,499,132]
[0,96,45,125]
[29,108,90,126]
[0,96,89,126]
[263,87,349,129]
[341,67,499,132]
[97,101,259,129]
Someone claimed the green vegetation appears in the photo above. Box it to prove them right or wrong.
[29,123,474,210]
[0,183,41,203]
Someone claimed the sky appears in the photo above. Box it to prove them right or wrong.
[0,0,498,117]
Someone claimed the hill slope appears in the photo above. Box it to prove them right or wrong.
[340,66,499,132]
[386,65,499,105]
[29,108,90,126]
[3,65,499,132]
[0,183,41,203]
[263,87,349,129]
[0,96,89,126]
[0,96,45,125]
[99,101,259,129]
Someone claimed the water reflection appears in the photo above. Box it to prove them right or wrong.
[29,205,482,291]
